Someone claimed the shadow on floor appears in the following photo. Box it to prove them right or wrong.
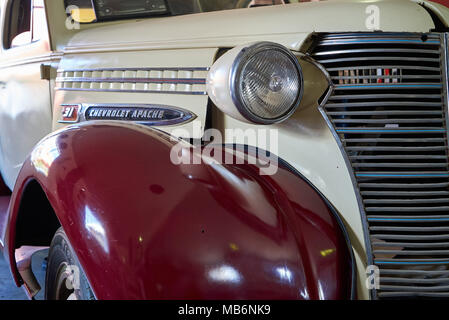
[0,249,48,300]
[0,254,26,300]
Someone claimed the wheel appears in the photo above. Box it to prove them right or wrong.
[45,227,95,300]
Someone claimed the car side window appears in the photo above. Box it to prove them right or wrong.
[5,0,47,49]
[6,0,31,48]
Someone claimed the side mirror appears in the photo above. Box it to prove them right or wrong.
[11,31,31,48]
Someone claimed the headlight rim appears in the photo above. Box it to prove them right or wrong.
[229,42,304,125]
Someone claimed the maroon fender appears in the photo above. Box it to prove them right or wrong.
[5,122,354,300]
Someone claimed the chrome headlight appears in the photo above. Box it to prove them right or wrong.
[207,42,303,124]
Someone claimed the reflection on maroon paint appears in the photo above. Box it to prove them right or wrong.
[5,123,352,299]
[428,0,449,8]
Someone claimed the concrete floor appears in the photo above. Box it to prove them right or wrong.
[0,250,47,300]
[0,255,26,300]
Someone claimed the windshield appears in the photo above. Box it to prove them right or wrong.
[65,0,304,23]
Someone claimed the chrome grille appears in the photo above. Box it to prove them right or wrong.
[313,33,449,299]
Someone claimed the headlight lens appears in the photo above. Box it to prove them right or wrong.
[231,42,303,124]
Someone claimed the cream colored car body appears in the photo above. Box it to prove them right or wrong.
[0,0,448,299]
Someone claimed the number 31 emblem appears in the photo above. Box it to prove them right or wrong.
[60,105,81,123]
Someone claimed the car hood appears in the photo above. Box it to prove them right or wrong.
[65,0,436,52]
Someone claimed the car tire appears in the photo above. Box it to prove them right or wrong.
[45,227,95,300]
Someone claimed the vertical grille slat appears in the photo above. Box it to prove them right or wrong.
[313,32,449,299]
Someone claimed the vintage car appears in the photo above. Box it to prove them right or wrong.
[0,0,448,300]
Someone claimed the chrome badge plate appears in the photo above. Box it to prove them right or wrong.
[59,104,196,126]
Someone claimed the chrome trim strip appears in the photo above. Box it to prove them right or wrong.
[320,39,440,45]
[326,101,442,107]
[329,93,442,100]
[332,74,440,81]
[317,56,440,63]
[326,65,440,72]
[57,67,210,73]
[322,32,441,39]
[56,77,207,84]
[315,48,440,56]
[55,87,207,95]
[334,84,443,89]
